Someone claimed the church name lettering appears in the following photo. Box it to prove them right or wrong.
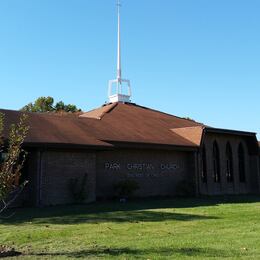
[105,163,121,170]
[160,163,179,170]
[104,162,180,172]
[127,163,154,171]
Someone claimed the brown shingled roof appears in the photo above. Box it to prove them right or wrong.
[79,103,117,120]
[171,126,204,146]
[79,103,204,147]
[0,103,205,149]
[0,109,112,148]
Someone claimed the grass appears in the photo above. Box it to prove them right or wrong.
[1,196,260,259]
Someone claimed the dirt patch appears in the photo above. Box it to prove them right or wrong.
[0,245,21,258]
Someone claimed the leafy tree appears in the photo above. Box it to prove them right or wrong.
[0,113,29,214]
[21,96,81,113]
[54,101,65,111]
[21,96,54,113]
[64,104,79,113]
[54,102,79,113]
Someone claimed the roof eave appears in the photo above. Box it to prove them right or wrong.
[204,127,256,136]
[102,140,199,151]
[23,142,113,151]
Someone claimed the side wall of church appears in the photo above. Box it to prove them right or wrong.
[96,149,196,199]
[13,147,196,207]
[199,133,259,195]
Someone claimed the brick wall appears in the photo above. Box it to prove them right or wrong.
[40,150,96,206]
[10,138,260,208]
[199,133,259,195]
[96,149,196,198]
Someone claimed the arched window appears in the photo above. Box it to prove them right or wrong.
[201,145,207,183]
[226,142,233,182]
[213,141,220,183]
[238,143,246,183]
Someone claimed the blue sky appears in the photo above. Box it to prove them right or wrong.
[0,0,259,138]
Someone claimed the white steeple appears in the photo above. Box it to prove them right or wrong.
[108,0,132,103]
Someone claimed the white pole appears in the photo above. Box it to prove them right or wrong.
[117,0,122,86]
[108,0,132,102]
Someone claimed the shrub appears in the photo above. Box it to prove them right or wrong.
[175,180,195,197]
[68,173,88,203]
[114,180,139,199]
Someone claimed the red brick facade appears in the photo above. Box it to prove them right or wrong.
[199,133,259,195]
[19,131,259,207]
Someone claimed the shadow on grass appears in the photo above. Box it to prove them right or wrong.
[1,195,259,225]
[0,208,217,225]
[27,246,240,258]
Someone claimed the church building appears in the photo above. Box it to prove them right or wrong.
[1,101,259,207]
[1,1,259,207]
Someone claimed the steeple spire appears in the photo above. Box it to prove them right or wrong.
[108,0,132,103]
[117,0,121,81]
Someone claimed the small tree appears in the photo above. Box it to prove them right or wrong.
[0,113,29,214]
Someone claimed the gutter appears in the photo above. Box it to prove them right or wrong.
[205,127,256,136]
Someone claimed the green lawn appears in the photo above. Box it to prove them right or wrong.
[1,196,260,259]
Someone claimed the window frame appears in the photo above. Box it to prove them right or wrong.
[213,141,221,183]
[226,142,234,183]
[201,145,207,183]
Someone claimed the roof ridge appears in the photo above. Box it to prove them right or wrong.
[172,126,205,130]
[79,102,118,120]
[121,103,203,125]
[98,102,118,119]
[171,126,205,146]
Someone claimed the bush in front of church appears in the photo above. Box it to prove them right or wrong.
[114,180,139,200]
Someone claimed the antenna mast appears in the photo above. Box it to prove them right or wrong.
[108,0,132,103]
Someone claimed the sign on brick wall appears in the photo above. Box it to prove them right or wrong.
[104,162,181,178]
